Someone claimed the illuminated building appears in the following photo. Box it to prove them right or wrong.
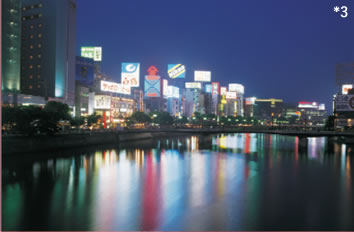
[244,97,256,117]
[228,83,244,116]
[180,90,194,118]
[133,89,144,112]
[334,89,354,128]
[297,101,326,126]
[167,98,179,117]
[254,98,283,121]
[20,0,76,106]
[74,56,95,116]
[2,0,21,104]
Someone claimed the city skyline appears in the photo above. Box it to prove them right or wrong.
[76,0,354,113]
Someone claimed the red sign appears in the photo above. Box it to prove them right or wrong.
[147,66,158,75]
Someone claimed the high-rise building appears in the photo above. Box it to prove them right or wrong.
[254,98,283,121]
[2,0,21,104]
[20,0,76,106]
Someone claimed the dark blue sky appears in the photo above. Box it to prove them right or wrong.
[76,0,354,111]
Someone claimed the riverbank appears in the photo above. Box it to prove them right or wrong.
[3,128,354,155]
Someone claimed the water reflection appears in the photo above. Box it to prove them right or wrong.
[2,133,354,230]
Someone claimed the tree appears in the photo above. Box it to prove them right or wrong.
[70,117,85,128]
[152,112,174,125]
[130,111,151,123]
[325,115,335,130]
[87,113,101,127]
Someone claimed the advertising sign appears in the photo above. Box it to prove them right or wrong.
[228,84,244,94]
[168,64,186,79]
[167,86,180,98]
[220,87,227,96]
[163,79,169,97]
[121,63,140,87]
[298,101,318,109]
[245,97,256,105]
[81,47,102,61]
[185,82,201,89]
[319,104,325,111]
[144,75,161,97]
[342,84,353,94]
[94,95,111,109]
[204,84,212,93]
[101,80,131,95]
[226,92,237,100]
[336,94,354,111]
[212,82,219,96]
[194,71,211,82]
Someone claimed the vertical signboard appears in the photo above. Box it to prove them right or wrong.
[121,63,140,87]
[212,82,220,96]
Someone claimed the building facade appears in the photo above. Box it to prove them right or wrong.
[20,0,76,106]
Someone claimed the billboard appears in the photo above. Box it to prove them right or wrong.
[121,63,140,87]
[229,83,244,94]
[163,79,169,97]
[194,71,211,82]
[212,82,219,96]
[168,86,180,98]
[220,87,227,96]
[298,101,318,109]
[94,95,111,109]
[168,64,186,79]
[319,104,325,111]
[185,82,201,89]
[336,94,354,111]
[226,92,237,100]
[342,84,353,94]
[101,80,131,95]
[81,47,102,61]
[245,97,256,105]
[144,75,161,97]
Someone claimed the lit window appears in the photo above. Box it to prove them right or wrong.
[30,15,34,19]
[29,55,33,59]
[37,85,40,88]
[29,45,33,49]
[29,85,32,89]
[23,7,26,11]
[38,23,42,28]
[38,44,41,48]
[37,54,41,58]
[29,65,33,69]
[37,64,41,68]
[29,75,33,79]
[37,74,41,79]
[30,34,34,39]
[39,3,43,7]
[22,17,26,21]
[38,33,42,38]
[30,25,34,29]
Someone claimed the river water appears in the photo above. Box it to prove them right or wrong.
[2,133,354,230]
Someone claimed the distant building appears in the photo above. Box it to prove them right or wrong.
[297,101,326,126]
[76,56,94,87]
[254,98,283,122]
[133,89,144,112]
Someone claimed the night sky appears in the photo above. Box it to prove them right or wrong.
[76,0,354,112]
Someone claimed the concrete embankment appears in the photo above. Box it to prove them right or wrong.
[2,130,192,155]
[3,128,354,155]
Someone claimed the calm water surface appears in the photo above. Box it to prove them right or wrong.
[2,133,354,230]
